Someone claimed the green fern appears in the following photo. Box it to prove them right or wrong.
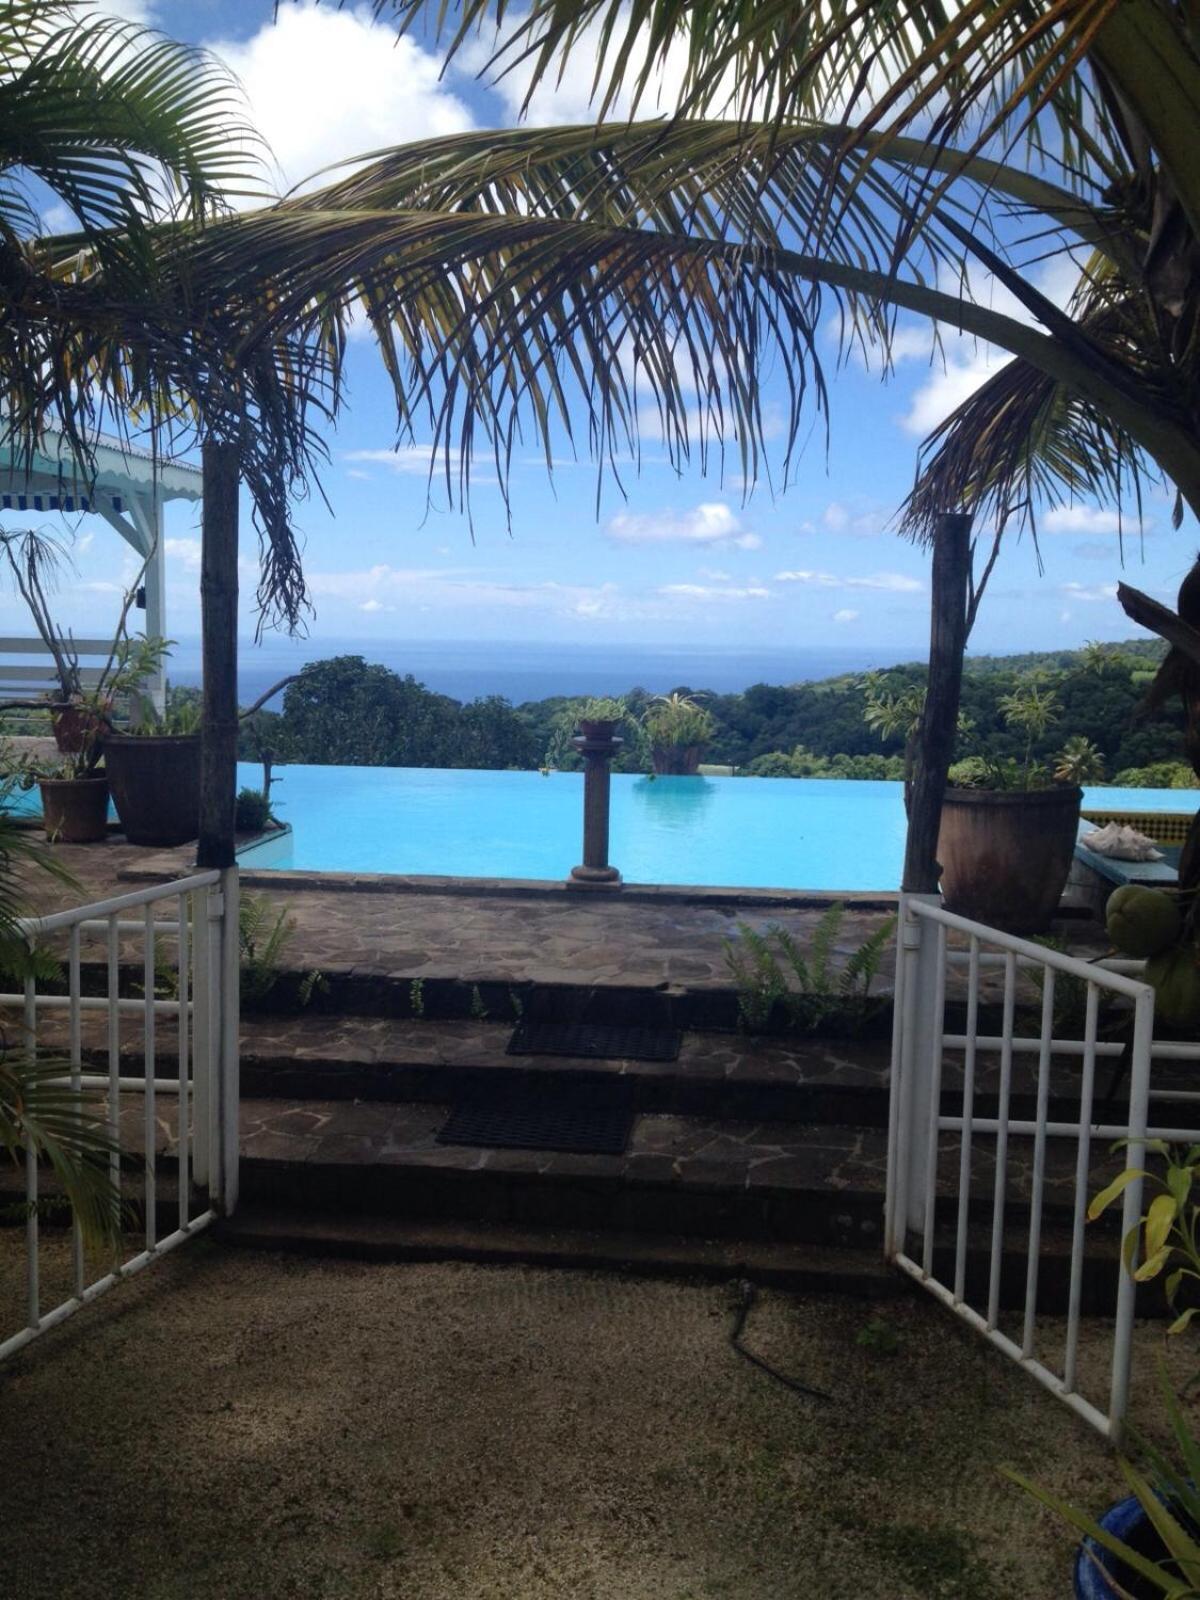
[840,914,898,1000]
[724,909,896,1035]
[723,921,786,1031]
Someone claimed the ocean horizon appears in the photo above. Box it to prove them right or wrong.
[167,637,926,709]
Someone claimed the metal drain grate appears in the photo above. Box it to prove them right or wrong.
[437,1089,635,1155]
[506,1021,681,1062]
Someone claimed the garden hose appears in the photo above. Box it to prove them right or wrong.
[728,1279,833,1403]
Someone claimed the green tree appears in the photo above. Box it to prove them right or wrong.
[278,657,457,767]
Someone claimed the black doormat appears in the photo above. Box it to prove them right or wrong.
[437,1088,635,1155]
[506,1021,682,1062]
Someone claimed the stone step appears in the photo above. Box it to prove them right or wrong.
[219,1207,1140,1317]
[234,1096,1133,1249]
[42,1006,1162,1133]
[218,1207,906,1297]
[238,1017,892,1125]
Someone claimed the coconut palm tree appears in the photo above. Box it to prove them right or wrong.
[368,1,1200,547]
[13,1,1198,628]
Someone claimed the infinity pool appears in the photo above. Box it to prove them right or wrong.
[242,765,1191,891]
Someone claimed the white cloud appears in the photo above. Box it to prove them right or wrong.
[774,569,923,593]
[697,567,733,582]
[658,583,770,601]
[891,255,1087,436]
[817,502,888,538]
[206,5,474,198]
[832,608,860,624]
[1060,581,1118,603]
[1043,505,1138,536]
[460,10,712,128]
[165,537,203,573]
[343,447,442,477]
[606,501,760,549]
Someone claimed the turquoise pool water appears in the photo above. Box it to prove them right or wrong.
[240,765,1194,891]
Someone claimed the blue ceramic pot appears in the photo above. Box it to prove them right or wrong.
[1074,1496,1149,1599]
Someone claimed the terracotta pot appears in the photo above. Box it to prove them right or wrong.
[577,718,619,740]
[50,703,107,755]
[104,734,200,847]
[651,742,704,775]
[937,785,1083,934]
[38,776,109,843]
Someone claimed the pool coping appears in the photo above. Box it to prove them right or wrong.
[117,847,902,909]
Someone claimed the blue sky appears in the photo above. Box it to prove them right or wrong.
[4,0,1196,668]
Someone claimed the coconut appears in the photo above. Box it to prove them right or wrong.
[1144,944,1200,1030]
[1105,885,1183,958]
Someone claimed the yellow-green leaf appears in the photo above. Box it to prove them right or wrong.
[1089,1168,1148,1222]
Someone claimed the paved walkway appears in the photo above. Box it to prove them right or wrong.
[20,837,1109,996]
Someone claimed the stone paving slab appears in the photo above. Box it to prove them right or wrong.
[18,835,1111,1003]
[88,1090,1127,1216]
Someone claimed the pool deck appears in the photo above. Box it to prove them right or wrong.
[22,834,1109,996]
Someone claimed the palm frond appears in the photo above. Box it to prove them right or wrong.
[0,1052,123,1251]
[898,272,1166,549]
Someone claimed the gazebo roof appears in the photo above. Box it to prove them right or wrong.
[0,427,202,517]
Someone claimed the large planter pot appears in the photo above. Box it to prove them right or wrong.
[1074,1495,1156,1598]
[937,785,1082,934]
[577,718,619,740]
[104,734,200,847]
[38,776,109,843]
[651,743,704,775]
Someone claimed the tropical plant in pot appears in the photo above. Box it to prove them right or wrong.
[0,529,166,752]
[9,733,109,844]
[104,698,202,848]
[643,691,716,775]
[864,676,1096,934]
[575,696,627,740]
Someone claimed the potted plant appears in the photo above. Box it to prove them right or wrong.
[575,696,627,740]
[938,684,1092,933]
[643,691,716,774]
[10,737,109,844]
[863,674,1095,933]
[0,528,166,751]
[104,697,201,847]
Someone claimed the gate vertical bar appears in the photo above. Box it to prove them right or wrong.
[68,925,84,1297]
[106,917,120,1203]
[986,952,1017,1330]
[143,905,156,1250]
[24,976,37,1328]
[1064,986,1101,1396]
[953,936,980,1302]
[177,891,190,1230]
[902,894,944,1238]
[192,885,211,1190]
[216,868,240,1215]
[1108,986,1156,1444]
[1021,970,1057,1358]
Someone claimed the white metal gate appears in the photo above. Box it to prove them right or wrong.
[0,868,240,1361]
[888,892,1200,1443]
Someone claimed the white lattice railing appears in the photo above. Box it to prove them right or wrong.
[887,893,1200,1443]
[0,869,239,1361]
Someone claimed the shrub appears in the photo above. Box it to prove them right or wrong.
[235,786,272,832]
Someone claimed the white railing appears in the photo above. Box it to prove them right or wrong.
[886,893,1198,1444]
[0,869,240,1362]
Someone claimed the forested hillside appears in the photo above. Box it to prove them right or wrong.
[229,641,1192,786]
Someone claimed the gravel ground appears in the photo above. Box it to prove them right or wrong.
[0,1239,1178,1600]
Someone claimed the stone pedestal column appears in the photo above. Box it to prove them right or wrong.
[568,732,622,889]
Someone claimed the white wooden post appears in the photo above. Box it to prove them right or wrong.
[216,866,240,1215]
